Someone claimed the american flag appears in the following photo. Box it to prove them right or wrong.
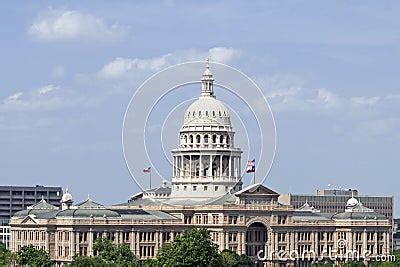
[143,167,151,173]
[246,159,255,173]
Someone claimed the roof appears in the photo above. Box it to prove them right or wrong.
[28,199,58,210]
[118,193,238,208]
[75,198,106,209]
[332,202,386,220]
[116,209,179,220]
[295,201,320,212]
[183,97,231,127]
[292,212,332,222]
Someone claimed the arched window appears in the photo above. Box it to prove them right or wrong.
[192,111,195,116]
[204,135,209,143]
[205,111,209,116]
[219,111,222,116]
[189,135,193,143]
[226,136,230,144]
[212,111,216,117]
[220,135,224,143]
[196,135,201,143]
[184,135,188,143]
[212,135,217,143]
[199,111,201,116]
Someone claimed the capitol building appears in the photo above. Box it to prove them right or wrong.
[9,64,392,266]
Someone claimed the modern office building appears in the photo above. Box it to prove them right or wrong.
[394,219,400,250]
[279,189,394,221]
[0,220,10,250]
[0,185,63,221]
[9,65,393,266]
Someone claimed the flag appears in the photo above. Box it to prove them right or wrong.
[143,167,151,173]
[246,159,255,173]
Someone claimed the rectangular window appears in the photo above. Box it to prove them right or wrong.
[228,216,238,224]
[212,215,219,224]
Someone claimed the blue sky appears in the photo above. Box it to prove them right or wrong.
[0,1,399,214]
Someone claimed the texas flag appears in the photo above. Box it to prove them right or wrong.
[246,159,255,173]
[143,167,151,173]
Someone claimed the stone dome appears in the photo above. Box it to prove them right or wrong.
[183,97,231,126]
[61,189,73,202]
[346,196,359,208]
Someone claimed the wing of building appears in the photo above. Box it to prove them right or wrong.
[9,64,393,266]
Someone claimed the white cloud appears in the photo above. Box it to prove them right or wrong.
[4,92,23,104]
[98,47,241,79]
[1,85,79,112]
[209,47,241,63]
[28,8,127,41]
[37,84,58,95]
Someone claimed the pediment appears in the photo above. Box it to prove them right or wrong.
[235,183,279,196]
[21,215,38,225]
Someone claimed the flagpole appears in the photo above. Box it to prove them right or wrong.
[253,160,256,185]
[149,170,152,189]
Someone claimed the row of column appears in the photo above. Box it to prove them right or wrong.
[269,230,391,259]
[218,231,246,255]
[173,155,241,179]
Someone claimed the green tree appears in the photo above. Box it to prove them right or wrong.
[71,254,106,266]
[17,244,51,267]
[155,228,222,267]
[237,253,252,267]
[93,237,137,266]
[141,258,159,267]
[220,249,251,267]
[221,249,238,266]
[0,242,15,266]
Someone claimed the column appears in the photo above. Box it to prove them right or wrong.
[228,156,231,178]
[363,230,367,254]
[189,155,192,179]
[199,155,203,178]
[386,232,390,255]
[238,157,241,177]
[46,232,50,251]
[287,232,292,251]
[173,157,176,177]
[220,232,225,250]
[209,156,213,178]
[76,232,80,255]
[311,232,315,252]
[373,232,378,255]
[241,232,245,255]
[219,155,223,179]
[181,155,184,177]
[69,231,75,258]
[225,232,229,250]
[130,230,135,252]
[348,231,353,251]
[155,231,159,254]
[233,157,236,178]
[136,231,140,258]
[88,229,93,256]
